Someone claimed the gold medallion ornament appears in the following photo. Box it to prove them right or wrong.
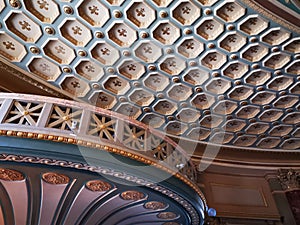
[157,212,177,219]
[121,190,145,200]
[86,180,112,192]
[42,172,70,185]
[0,168,24,181]
[144,201,167,210]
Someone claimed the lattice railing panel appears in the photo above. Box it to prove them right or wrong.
[4,101,43,126]
[88,113,116,141]
[46,105,82,131]
[0,94,196,181]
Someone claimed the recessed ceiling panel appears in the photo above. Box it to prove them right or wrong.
[0,0,299,150]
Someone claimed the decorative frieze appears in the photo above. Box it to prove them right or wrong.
[278,169,300,191]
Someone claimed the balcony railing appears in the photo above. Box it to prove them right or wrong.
[0,93,201,193]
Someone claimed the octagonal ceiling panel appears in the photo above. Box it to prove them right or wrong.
[0,0,299,151]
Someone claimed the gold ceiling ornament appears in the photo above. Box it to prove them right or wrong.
[42,172,70,185]
[144,201,167,210]
[0,168,24,181]
[278,168,300,191]
[120,190,145,201]
[157,212,178,219]
[85,180,112,192]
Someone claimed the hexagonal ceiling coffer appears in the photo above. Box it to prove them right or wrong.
[183,68,209,85]
[212,132,235,144]
[118,60,145,80]
[201,51,227,70]
[269,125,293,137]
[239,16,268,35]
[200,115,224,128]
[75,60,104,81]
[141,113,165,128]
[128,89,154,106]
[259,109,283,122]
[273,96,298,109]
[43,39,75,64]
[284,38,300,53]
[0,32,27,62]
[89,91,116,109]
[167,84,192,102]
[108,22,137,47]
[103,76,130,95]
[172,1,201,26]
[187,127,211,141]
[219,32,246,52]
[267,76,293,91]
[91,42,120,66]
[262,28,290,45]
[286,61,300,75]
[135,41,162,63]
[160,56,186,75]
[60,19,92,47]
[116,103,141,119]
[223,119,246,132]
[236,105,260,119]
[28,57,61,81]
[153,100,177,115]
[196,18,224,40]
[246,122,269,135]
[264,53,290,70]
[251,91,276,105]
[153,22,180,45]
[165,121,188,135]
[78,0,110,27]
[242,44,268,62]
[205,78,231,95]
[143,73,169,92]
[245,70,271,86]
[5,12,42,43]
[178,38,204,59]
[191,93,215,110]
[213,100,237,115]
[228,86,253,101]
[60,76,90,98]
[223,62,248,79]
[126,2,155,28]
[282,112,300,124]
[233,135,256,147]
[257,138,281,149]
[177,108,200,123]
[24,0,60,23]
[216,1,245,22]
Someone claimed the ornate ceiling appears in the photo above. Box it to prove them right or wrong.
[0,0,299,151]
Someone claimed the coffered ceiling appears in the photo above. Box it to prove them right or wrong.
[0,0,299,150]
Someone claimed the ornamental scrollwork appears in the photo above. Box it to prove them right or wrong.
[42,172,70,185]
[278,169,300,191]
[86,180,112,192]
[121,190,145,201]
[144,201,167,210]
[0,168,24,181]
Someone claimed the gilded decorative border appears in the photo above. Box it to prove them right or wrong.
[0,60,67,98]
[240,0,300,34]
